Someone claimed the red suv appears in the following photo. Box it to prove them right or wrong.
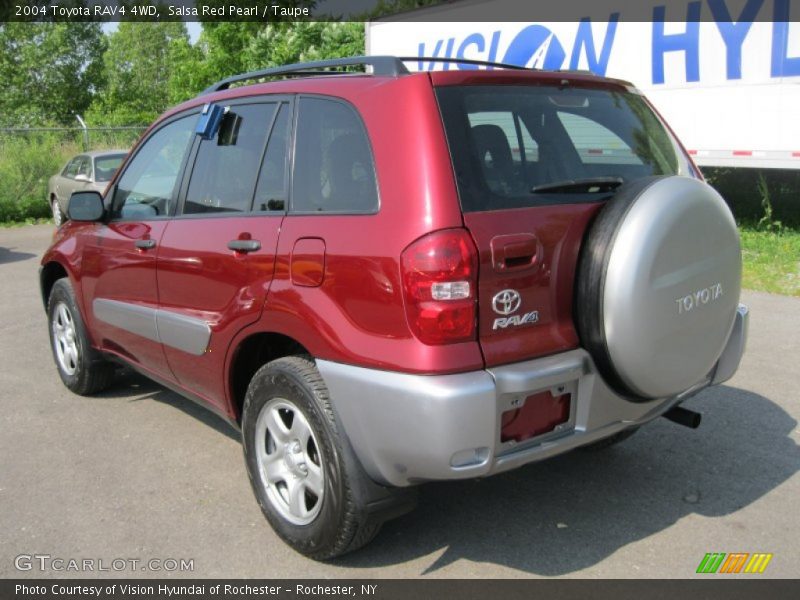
[40,56,748,559]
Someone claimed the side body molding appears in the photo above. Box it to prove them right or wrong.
[93,298,211,356]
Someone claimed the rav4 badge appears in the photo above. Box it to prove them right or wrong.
[491,289,539,330]
[493,311,540,330]
[492,289,521,315]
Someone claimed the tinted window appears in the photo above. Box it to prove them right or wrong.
[557,112,643,166]
[468,111,539,162]
[292,97,378,213]
[436,85,690,212]
[112,115,197,219]
[253,104,290,212]
[184,103,276,214]
[467,111,539,196]
[94,154,126,182]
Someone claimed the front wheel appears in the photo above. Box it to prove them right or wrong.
[51,198,65,227]
[47,278,114,395]
[242,356,386,560]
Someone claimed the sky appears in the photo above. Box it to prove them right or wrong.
[99,0,378,42]
[102,21,202,43]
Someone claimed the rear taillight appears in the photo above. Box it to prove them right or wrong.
[401,228,478,345]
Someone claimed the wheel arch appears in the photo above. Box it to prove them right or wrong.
[39,260,70,311]
[226,330,310,424]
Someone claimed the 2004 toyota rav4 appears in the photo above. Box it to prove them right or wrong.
[40,57,748,559]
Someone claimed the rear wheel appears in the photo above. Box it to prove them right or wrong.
[47,279,114,395]
[255,396,326,526]
[242,356,395,560]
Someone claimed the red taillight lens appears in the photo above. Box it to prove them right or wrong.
[401,228,478,345]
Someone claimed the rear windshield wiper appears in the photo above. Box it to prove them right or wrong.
[531,177,624,194]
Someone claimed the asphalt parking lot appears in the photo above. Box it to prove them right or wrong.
[1,224,798,579]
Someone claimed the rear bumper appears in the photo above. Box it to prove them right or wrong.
[318,304,749,488]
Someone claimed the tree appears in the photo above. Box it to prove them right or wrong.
[88,22,189,125]
[0,22,106,126]
[163,20,365,103]
[243,22,365,71]
[166,35,210,106]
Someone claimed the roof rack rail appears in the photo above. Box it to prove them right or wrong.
[399,56,533,71]
[202,56,410,94]
[557,68,598,76]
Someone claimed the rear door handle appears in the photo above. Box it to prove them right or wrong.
[490,234,542,272]
[135,239,156,250]
[228,239,261,253]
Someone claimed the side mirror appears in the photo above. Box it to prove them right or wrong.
[68,191,105,222]
[74,173,91,183]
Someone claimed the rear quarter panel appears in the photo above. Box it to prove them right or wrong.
[252,74,485,374]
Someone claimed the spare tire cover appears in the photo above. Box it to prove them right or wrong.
[575,176,741,401]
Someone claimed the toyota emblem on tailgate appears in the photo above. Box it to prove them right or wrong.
[492,289,521,315]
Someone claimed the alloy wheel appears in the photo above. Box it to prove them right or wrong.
[254,398,325,525]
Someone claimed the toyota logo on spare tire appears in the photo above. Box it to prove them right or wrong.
[492,289,521,315]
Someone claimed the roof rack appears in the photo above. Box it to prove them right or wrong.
[202,56,410,94]
[401,56,533,71]
[556,68,598,76]
[201,55,543,96]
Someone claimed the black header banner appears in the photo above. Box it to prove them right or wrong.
[3,0,798,22]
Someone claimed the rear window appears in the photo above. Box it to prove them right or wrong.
[436,85,692,212]
[94,154,126,182]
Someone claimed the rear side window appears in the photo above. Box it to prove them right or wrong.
[291,97,378,213]
[436,85,690,212]
[184,103,277,214]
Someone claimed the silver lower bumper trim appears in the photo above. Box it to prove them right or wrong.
[317,304,749,488]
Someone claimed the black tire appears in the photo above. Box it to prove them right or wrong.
[574,176,664,400]
[242,356,405,560]
[574,176,741,401]
[580,427,639,451]
[47,278,115,395]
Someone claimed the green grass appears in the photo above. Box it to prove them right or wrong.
[0,217,52,228]
[739,227,800,297]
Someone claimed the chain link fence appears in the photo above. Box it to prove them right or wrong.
[0,125,147,222]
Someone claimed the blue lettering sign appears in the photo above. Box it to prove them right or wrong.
[502,25,567,70]
[456,33,485,69]
[710,0,762,80]
[569,15,619,75]
[417,39,443,71]
[652,2,702,84]
[771,0,800,76]
[487,31,501,67]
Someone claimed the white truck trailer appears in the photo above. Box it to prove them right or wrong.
[366,0,800,169]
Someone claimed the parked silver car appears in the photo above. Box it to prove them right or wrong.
[48,150,127,226]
